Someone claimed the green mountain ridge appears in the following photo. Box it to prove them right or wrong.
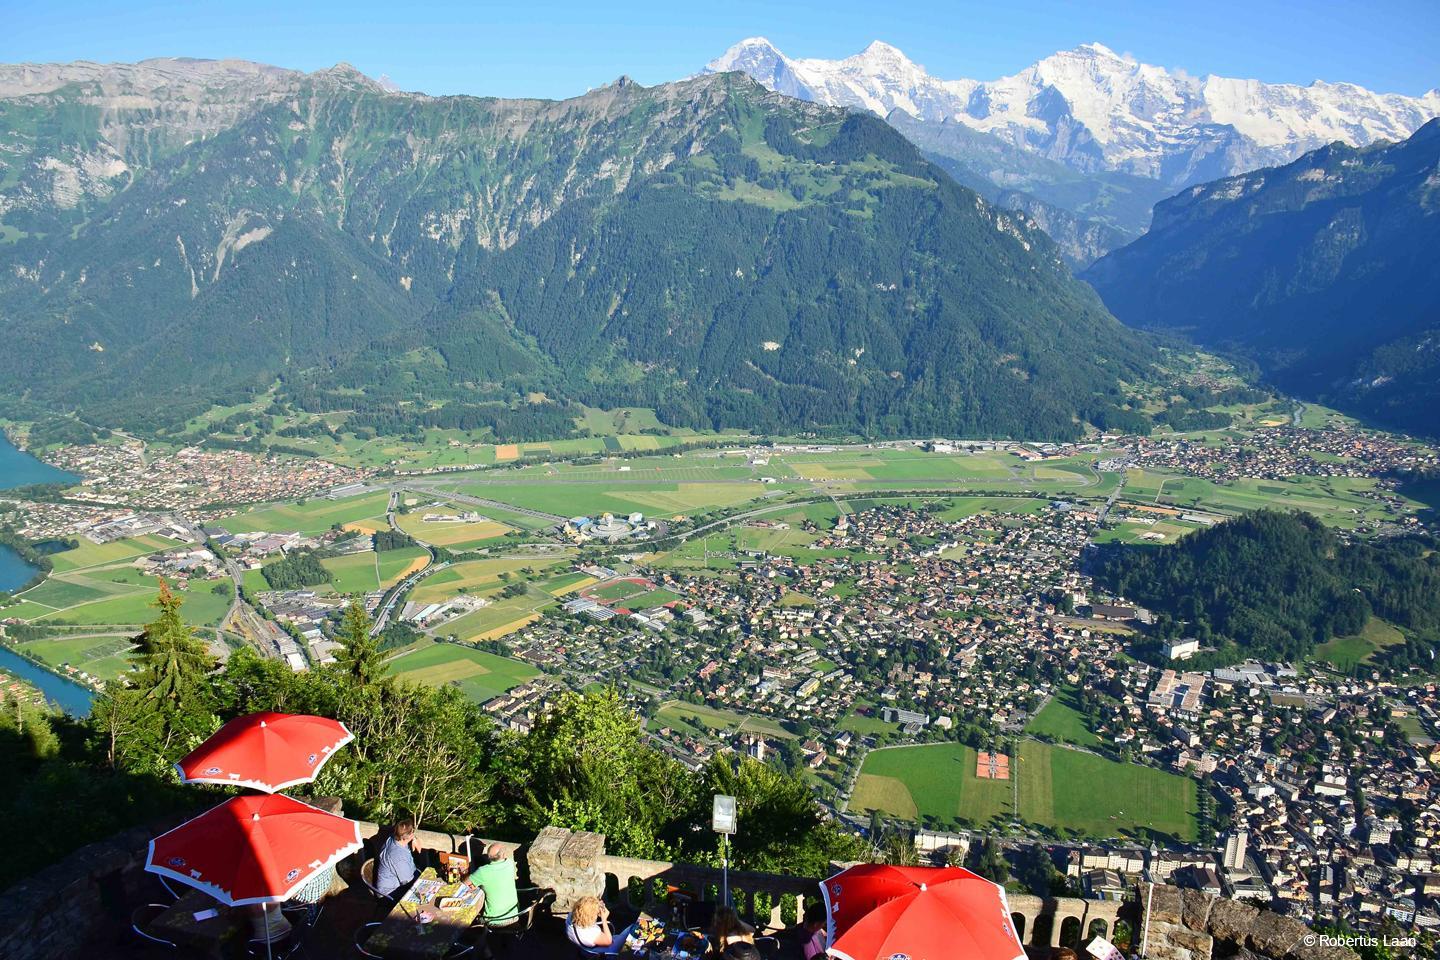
[1085,119,1440,437]
[0,63,1158,440]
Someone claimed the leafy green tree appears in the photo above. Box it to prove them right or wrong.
[498,689,690,859]
[698,755,867,876]
[975,834,1010,883]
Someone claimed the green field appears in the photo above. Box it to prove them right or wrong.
[439,593,553,642]
[409,555,572,604]
[386,643,541,703]
[1311,618,1407,671]
[1024,689,1102,747]
[651,700,794,741]
[319,548,430,594]
[852,740,1197,841]
[17,577,231,628]
[223,492,391,536]
[394,511,515,549]
[8,533,231,629]
[1119,469,1414,528]
[48,536,184,573]
[839,705,903,736]
[13,633,139,682]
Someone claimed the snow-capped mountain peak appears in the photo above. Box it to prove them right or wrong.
[703,38,1440,187]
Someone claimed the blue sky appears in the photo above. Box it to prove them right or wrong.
[3,0,1436,100]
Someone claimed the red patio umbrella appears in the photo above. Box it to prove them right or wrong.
[819,863,1026,960]
[146,792,363,905]
[176,712,353,793]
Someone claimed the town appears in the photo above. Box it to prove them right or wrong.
[2,414,1440,942]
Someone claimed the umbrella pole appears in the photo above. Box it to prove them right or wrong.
[264,902,273,960]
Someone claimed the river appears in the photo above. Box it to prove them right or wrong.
[0,432,80,590]
[0,646,94,716]
[0,433,93,713]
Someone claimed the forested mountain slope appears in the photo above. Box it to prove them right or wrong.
[1094,511,1440,664]
[1085,120,1440,436]
[0,62,1158,440]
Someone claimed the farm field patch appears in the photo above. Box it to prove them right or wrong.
[223,492,391,536]
[408,556,572,605]
[386,643,541,704]
[393,511,514,549]
[1312,617,1407,671]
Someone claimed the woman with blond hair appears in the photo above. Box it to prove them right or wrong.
[567,895,620,953]
[711,905,755,955]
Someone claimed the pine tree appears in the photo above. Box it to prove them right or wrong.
[136,580,214,705]
[336,599,383,687]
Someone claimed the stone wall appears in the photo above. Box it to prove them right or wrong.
[0,805,519,960]
[0,823,160,960]
[0,816,1368,960]
[1141,884,1359,960]
[1007,893,1123,950]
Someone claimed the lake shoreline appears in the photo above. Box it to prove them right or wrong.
[0,642,96,716]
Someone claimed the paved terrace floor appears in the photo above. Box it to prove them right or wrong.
[86,876,603,960]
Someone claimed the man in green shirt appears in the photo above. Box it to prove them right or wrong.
[467,842,520,927]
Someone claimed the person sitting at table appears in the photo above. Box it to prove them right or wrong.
[723,944,763,960]
[711,906,756,954]
[793,903,827,960]
[566,896,626,954]
[244,904,292,945]
[286,862,336,926]
[376,818,422,898]
[466,842,520,927]
[673,932,708,960]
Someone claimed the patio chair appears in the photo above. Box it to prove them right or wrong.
[245,925,303,960]
[153,874,183,903]
[353,920,386,959]
[359,859,382,897]
[280,899,324,927]
[129,903,176,949]
[357,859,396,917]
[476,885,555,951]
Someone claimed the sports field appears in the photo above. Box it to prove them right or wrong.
[12,632,139,682]
[386,642,541,703]
[223,492,391,536]
[851,740,1197,841]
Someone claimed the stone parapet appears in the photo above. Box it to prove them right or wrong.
[527,826,608,914]
[1140,884,1359,960]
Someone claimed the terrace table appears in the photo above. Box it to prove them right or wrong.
[364,868,486,959]
[148,888,237,958]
